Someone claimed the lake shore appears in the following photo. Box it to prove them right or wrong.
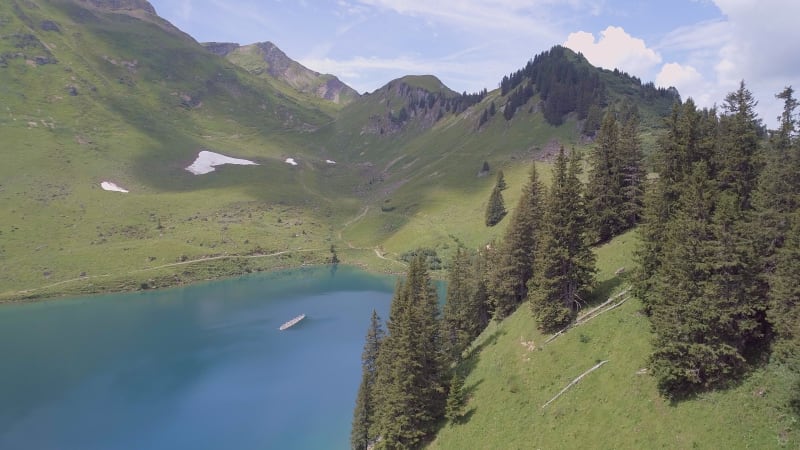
[0,247,411,304]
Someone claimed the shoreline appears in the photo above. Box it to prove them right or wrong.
[0,249,410,305]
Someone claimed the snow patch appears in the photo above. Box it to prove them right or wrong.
[186,150,258,175]
[101,181,129,193]
[285,158,298,166]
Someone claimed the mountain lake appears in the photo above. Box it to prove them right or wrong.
[0,266,444,450]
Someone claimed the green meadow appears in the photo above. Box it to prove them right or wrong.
[429,231,798,449]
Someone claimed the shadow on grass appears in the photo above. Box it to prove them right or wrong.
[458,326,507,378]
[587,271,631,308]
[450,407,476,426]
[434,326,507,432]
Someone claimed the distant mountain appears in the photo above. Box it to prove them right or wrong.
[0,0,681,303]
[205,41,360,105]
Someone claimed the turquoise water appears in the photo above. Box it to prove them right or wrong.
[0,266,411,450]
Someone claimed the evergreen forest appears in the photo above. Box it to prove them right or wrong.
[352,83,800,449]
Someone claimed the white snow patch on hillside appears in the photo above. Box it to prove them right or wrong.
[186,150,258,175]
[101,181,129,193]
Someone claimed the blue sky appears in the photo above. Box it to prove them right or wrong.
[149,0,799,126]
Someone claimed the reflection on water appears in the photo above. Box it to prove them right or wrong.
[0,266,401,450]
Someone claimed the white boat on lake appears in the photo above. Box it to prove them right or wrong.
[279,314,306,331]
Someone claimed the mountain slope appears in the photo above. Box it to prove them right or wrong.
[0,6,680,300]
[330,47,678,260]
[429,231,798,448]
[0,0,351,297]
[208,40,360,106]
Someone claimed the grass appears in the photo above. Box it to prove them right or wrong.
[427,230,798,449]
[2,5,797,446]
[0,0,684,303]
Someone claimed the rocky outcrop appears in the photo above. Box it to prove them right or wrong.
[253,42,360,104]
[226,41,360,105]
[202,42,240,57]
[360,76,465,136]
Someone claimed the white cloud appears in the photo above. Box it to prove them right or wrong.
[643,1,800,125]
[656,62,702,88]
[656,62,713,105]
[350,0,569,40]
[564,26,662,76]
[658,20,732,53]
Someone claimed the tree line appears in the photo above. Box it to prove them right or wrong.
[636,83,800,399]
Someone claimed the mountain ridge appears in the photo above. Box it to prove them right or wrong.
[206,40,360,105]
[0,0,679,299]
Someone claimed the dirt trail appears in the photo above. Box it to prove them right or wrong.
[11,248,324,298]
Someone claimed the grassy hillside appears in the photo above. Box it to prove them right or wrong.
[428,230,799,449]
[0,2,681,302]
[0,0,355,299]
[220,41,359,109]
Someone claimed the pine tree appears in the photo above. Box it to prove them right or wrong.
[495,170,508,191]
[643,85,769,398]
[768,212,800,369]
[582,103,603,136]
[754,86,800,259]
[648,162,726,396]
[442,249,476,363]
[635,100,717,313]
[471,248,492,328]
[444,372,466,424]
[586,111,625,242]
[352,310,384,450]
[485,185,507,227]
[717,81,761,211]
[618,113,646,228]
[528,148,596,332]
[760,87,800,370]
[489,163,546,319]
[372,256,445,449]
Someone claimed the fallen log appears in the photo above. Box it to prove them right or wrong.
[542,360,609,409]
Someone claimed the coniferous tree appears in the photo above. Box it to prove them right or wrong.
[442,249,482,363]
[485,184,507,227]
[648,162,725,396]
[444,372,466,424]
[582,103,603,136]
[586,109,645,243]
[642,86,770,398]
[471,248,492,328]
[618,112,646,228]
[528,148,596,332]
[754,86,800,259]
[759,87,800,369]
[635,100,717,312]
[489,163,546,319]
[351,310,384,450]
[372,256,445,449]
[769,213,800,369]
[586,111,624,242]
[717,81,761,211]
[496,170,508,191]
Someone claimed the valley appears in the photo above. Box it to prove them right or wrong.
[1,1,798,449]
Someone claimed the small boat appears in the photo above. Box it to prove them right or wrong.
[279,314,306,331]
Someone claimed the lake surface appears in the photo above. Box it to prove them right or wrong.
[0,266,421,450]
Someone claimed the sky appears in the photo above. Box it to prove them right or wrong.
[149,0,800,127]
